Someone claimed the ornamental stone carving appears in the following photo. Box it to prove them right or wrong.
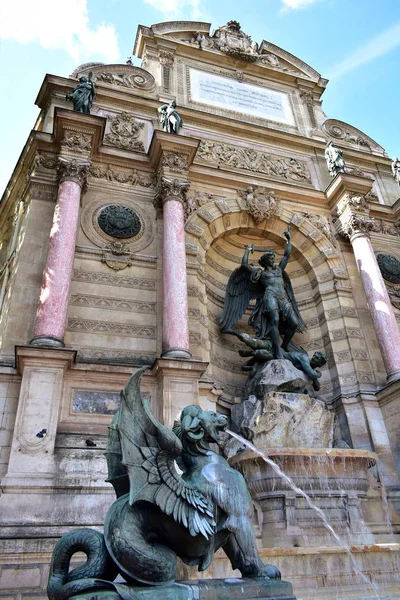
[57,156,91,188]
[89,165,154,187]
[192,20,259,62]
[322,119,386,155]
[238,186,279,224]
[101,241,134,271]
[197,140,312,184]
[376,253,400,284]
[34,152,58,170]
[104,112,145,152]
[61,131,92,154]
[185,190,214,219]
[392,157,400,186]
[301,212,336,245]
[332,192,373,240]
[156,176,190,206]
[369,219,400,237]
[161,152,189,172]
[158,51,174,66]
[81,198,153,253]
[299,90,316,128]
[76,66,155,92]
[97,205,141,239]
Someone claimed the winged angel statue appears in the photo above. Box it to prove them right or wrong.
[220,228,306,359]
[47,368,280,599]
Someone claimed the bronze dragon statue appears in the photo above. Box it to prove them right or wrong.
[47,367,280,599]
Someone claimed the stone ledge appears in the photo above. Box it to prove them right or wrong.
[71,578,295,600]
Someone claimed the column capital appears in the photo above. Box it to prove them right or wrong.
[57,156,91,188]
[332,191,374,240]
[154,174,191,209]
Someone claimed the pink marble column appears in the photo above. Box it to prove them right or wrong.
[161,181,191,359]
[351,232,400,382]
[30,158,90,348]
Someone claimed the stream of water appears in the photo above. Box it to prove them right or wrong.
[226,429,382,600]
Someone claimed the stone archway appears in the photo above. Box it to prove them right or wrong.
[185,196,373,409]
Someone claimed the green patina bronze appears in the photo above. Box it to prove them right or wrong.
[47,367,285,599]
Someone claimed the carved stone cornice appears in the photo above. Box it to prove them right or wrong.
[57,156,91,189]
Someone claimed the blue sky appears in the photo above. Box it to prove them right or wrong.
[1,0,400,195]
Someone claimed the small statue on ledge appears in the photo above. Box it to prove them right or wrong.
[392,157,400,186]
[66,72,95,114]
[325,141,345,177]
[47,368,280,599]
[158,100,183,134]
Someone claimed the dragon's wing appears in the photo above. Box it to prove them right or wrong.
[117,367,216,539]
[219,264,262,331]
[282,271,307,333]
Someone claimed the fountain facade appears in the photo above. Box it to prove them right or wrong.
[1,18,400,600]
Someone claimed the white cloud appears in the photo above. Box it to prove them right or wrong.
[280,0,321,10]
[0,0,119,63]
[144,0,202,19]
[328,22,400,80]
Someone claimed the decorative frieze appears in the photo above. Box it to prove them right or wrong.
[89,164,154,187]
[197,140,312,184]
[104,112,145,152]
[67,318,156,338]
[70,293,156,313]
[73,269,156,289]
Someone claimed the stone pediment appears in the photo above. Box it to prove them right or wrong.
[134,20,323,85]
[71,63,156,93]
[322,119,387,156]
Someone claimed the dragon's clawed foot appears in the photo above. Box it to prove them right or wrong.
[261,564,281,580]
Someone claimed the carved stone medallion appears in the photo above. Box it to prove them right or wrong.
[81,198,154,253]
[377,253,400,284]
[98,205,141,239]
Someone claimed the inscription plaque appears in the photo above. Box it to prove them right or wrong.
[190,69,295,125]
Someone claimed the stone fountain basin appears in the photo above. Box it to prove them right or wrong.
[230,448,377,494]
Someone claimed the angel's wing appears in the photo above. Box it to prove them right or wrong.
[282,271,307,333]
[112,367,216,539]
[219,264,263,331]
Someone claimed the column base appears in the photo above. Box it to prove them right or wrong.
[30,335,65,349]
[161,348,192,360]
[387,370,400,383]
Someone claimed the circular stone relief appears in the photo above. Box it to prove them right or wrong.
[81,197,154,252]
[377,253,400,284]
[98,205,141,239]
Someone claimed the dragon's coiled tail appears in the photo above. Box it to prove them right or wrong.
[105,495,178,585]
[47,528,118,600]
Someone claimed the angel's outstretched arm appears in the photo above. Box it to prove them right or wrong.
[279,229,291,271]
[241,244,254,267]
